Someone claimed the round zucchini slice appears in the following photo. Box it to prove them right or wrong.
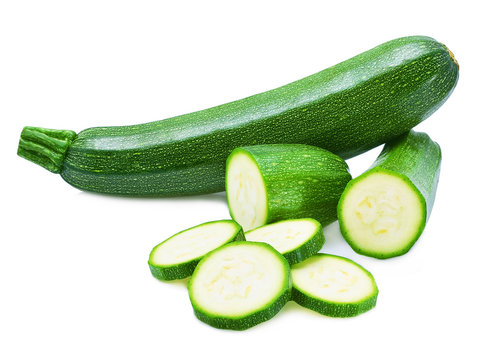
[245,218,324,265]
[148,220,245,281]
[291,254,378,317]
[188,241,291,330]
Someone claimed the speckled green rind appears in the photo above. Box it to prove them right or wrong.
[337,130,441,259]
[282,226,325,265]
[18,36,458,196]
[245,219,325,265]
[228,145,352,226]
[369,131,441,220]
[188,242,291,331]
[149,259,200,282]
[148,220,245,281]
[291,254,378,317]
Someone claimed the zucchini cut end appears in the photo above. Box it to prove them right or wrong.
[226,149,268,231]
[338,169,426,259]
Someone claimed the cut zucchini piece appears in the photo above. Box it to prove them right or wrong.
[226,144,352,231]
[291,254,378,317]
[338,130,441,259]
[148,220,245,281]
[245,218,324,265]
[188,241,291,330]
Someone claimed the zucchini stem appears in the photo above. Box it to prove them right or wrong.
[17,126,77,173]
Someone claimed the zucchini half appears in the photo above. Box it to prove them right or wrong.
[338,130,441,259]
[226,144,351,231]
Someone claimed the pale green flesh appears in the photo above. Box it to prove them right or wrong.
[339,171,425,256]
[226,151,267,231]
[189,243,287,317]
[245,219,319,254]
[292,255,375,303]
[150,221,240,266]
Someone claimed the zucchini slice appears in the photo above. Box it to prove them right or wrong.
[188,241,290,330]
[291,254,378,317]
[245,218,324,265]
[148,220,245,281]
[338,130,441,259]
[226,144,351,231]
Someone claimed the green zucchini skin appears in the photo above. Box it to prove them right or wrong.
[338,130,441,259]
[227,144,352,228]
[291,288,377,317]
[148,220,245,281]
[191,287,290,331]
[149,258,198,282]
[291,254,378,317]
[369,131,441,220]
[18,36,458,196]
[281,231,324,265]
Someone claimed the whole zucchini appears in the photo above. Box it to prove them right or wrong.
[17,36,458,196]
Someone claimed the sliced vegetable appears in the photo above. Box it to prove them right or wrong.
[148,220,245,281]
[188,241,290,330]
[226,144,351,231]
[245,218,324,265]
[291,254,378,317]
[18,36,457,196]
[338,130,441,259]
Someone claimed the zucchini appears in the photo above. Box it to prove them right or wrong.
[245,218,324,265]
[188,241,290,330]
[337,130,441,259]
[17,36,457,196]
[291,254,378,317]
[226,144,351,231]
[148,220,245,281]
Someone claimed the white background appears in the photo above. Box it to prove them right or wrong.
[1,1,476,359]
